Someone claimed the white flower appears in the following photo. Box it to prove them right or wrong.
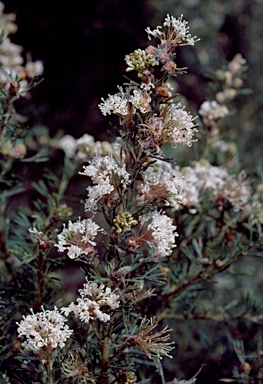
[99,86,129,117]
[57,134,77,158]
[0,2,18,34]
[199,100,229,126]
[56,218,101,259]
[61,279,120,323]
[146,14,198,47]
[81,156,130,212]
[129,211,178,258]
[177,161,251,212]
[57,133,115,161]
[98,85,152,118]
[228,53,247,75]
[25,60,44,78]
[145,211,178,257]
[0,36,44,88]
[16,306,72,354]
[139,163,184,209]
[128,88,152,114]
[147,103,197,147]
[0,37,23,68]
[217,173,251,212]
[76,133,113,160]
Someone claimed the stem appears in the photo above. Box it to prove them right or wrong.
[101,328,109,384]
[105,343,128,367]
[163,242,260,301]
[35,251,44,309]
[46,358,54,384]
[0,97,11,137]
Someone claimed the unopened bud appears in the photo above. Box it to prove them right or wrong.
[145,45,155,55]
[215,92,226,103]
[233,78,243,88]
[224,71,233,86]
[201,258,211,266]
[8,80,20,96]
[224,88,237,100]
[240,362,251,374]
[9,143,27,159]
[12,339,21,351]
[215,259,223,268]
[164,60,176,72]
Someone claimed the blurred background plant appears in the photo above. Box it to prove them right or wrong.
[0,1,263,383]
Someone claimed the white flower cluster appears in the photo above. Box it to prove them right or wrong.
[0,3,43,93]
[146,14,198,47]
[145,211,178,257]
[139,163,184,209]
[218,174,251,212]
[57,133,115,160]
[199,100,229,127]
[98,85,152,117]
[0,36,43,90]
[148,103,197,147]
[129,211,178,258]
[0,1,17,34]
[178,161,251,212]
[81,156,130,212]
[61,279,120,323]
[16,306,72,354]
[56,218,101,259]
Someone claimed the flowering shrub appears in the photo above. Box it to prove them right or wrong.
[1,4,263,384]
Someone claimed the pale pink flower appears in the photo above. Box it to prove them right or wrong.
[61,279,120,323]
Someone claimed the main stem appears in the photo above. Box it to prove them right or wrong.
[46,358,54,384]
[35,251,44,309]
[101,328,109,384]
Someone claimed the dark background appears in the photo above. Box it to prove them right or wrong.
[3,0,154,139]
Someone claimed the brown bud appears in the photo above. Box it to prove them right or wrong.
[128,237,137,249]
[160,267,169,278]
[156,85,171,98]
[12,339,21,351]
[9,80,20,96]
[233,78,243,88]
[164,60,176,72]
[240,362,251,374]
[201,258,211,266]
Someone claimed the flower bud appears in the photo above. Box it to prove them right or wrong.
[240,362,251,374]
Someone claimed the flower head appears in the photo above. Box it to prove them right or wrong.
[61,279,120,323]
[147,103,197,148]
[61,350,95,383]
[56,218,101,260]
[129,211,178,258]
[146,14,198,49]
[98,85,152,119]
[176,161,251,212]
[127,317,174,360]
[125,48,159,74]
[81,155,130,212]
[199,100,229,127]
[76,133,114,160]
[16,306,72,356]
[139,162,184,208]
